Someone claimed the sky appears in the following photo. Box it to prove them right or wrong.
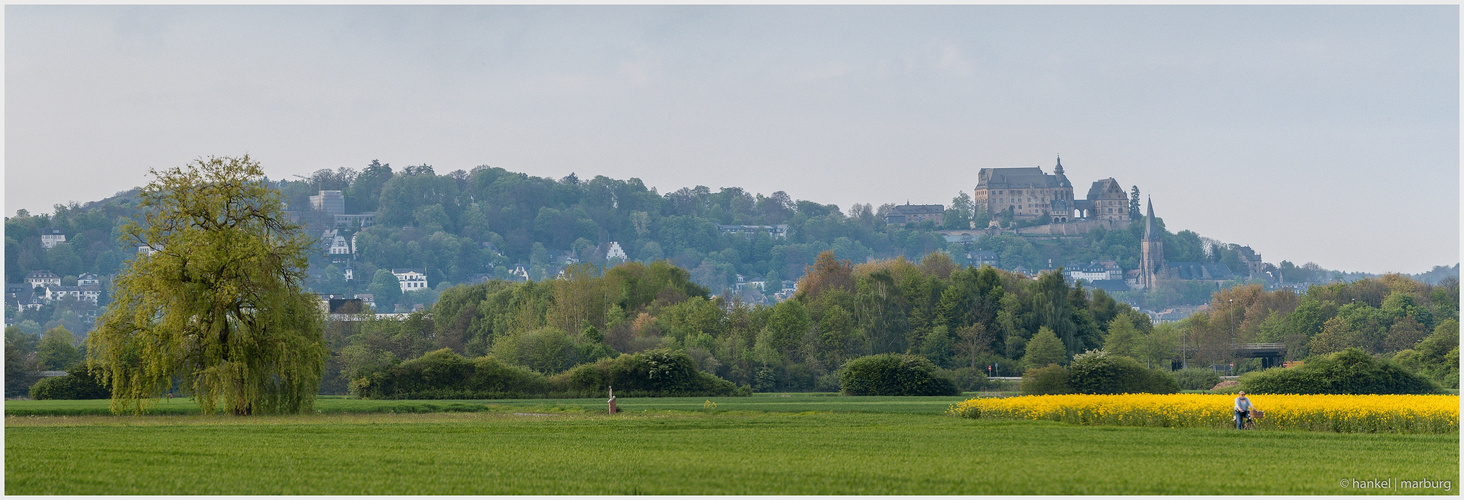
[4,5,1459,275]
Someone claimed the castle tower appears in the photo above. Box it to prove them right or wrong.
[1139,197,1164,289]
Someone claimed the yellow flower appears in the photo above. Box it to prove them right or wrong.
[949,394,1458,434]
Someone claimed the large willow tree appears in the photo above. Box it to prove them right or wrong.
[89,156,327,415]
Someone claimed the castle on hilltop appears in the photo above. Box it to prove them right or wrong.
[973,156,1130,226]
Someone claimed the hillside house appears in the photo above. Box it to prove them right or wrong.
[40,228,66,249]
[25,270,61,290]
[391,269,428,293]
[885,203,945,225]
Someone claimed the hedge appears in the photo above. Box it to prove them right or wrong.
[355,348,749,399]
[354,349,550,399]
[1240,348,1440,395]
[550,349,750,397]
[29,364,110,400]
[838,354,959,396]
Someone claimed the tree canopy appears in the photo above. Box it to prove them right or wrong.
[88,156,327,415]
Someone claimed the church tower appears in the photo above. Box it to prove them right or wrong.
[1139,197,1164,289]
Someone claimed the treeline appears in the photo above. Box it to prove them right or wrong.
[321,251,1146,394]
[1168,274,1459,388]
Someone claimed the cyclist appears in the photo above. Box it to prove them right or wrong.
[1234,391,1258,429]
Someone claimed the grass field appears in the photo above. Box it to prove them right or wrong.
[6,395,1458,495]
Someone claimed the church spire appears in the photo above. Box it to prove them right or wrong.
[1143,197,1158,241]
[1054,155,1064,176]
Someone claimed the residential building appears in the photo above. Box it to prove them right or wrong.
[309,190,346,217]
[1064,262,1111,283]
[334,213,376,228]
[969,250,1000,268]
[77,273,101,287]
[715,224,789,240]
[606,241,628,261]
[44,285,101,305]
[391,269,428,293]
[328,234,352,255]
[885,203,945,225]
[25,270,61,290]
[40,228,66,249]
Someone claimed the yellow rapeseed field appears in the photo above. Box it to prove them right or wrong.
[950,394,1459,434]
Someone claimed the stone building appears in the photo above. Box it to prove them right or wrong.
[885,203,945,225]
[973,155,1139,226]
[1074,178,1131,224]
[973,156,1075,224]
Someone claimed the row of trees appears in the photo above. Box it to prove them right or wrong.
[321,250,1150,394]
[1161,275,1459,387]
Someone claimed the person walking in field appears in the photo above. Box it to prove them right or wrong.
[1234,391,1258,430]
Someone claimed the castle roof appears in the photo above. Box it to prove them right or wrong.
[976,167,1062,190]
[1085,178,1125,201]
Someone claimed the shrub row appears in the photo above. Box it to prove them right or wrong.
[1240,348,1440,395]
[1020,351,1178,395]
[354,348,750,399]
[839,354,959,396]
[552,348,750,397]
[29,364,110,400]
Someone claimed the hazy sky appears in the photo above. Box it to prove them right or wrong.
[5,5,1458,274]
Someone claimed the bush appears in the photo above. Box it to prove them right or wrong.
[1066,350,1178,395]
[839,354,959,396]
[1240,348,1439,395]
[354,349,550,399]
[550,349,750,397]
[1020,364,1070,395]
[29,364,110,400]
[1174,368,1223,391]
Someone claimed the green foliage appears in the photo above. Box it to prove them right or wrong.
[1021,327,1066,369]
[490,328,582,375]
[1019,364,1070,395]
[88,156,328,416]
[368,270,403,312]
[6,331,40,398]
[838,353,959,396]
[354,349,550,399]
[35,325,79,371]
[29,364,110,400]
[1173,368,1222,391]
[1066,350,1178,394]
[1239,348,1439,395]
[555,348,749,397]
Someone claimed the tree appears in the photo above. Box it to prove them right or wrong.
[36,325,79,371]
[1022,326,1066,369]
[1102,315,1142,361]
[88,156,327,416]
[1129,186,1141,221]
[369,270,403,313]
[953,323,993,372]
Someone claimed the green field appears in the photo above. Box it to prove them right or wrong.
[6,395,1458,495]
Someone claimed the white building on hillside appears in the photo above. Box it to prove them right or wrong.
[606,241,627,262]
[392,269,428,293]
[40,229,66,249]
